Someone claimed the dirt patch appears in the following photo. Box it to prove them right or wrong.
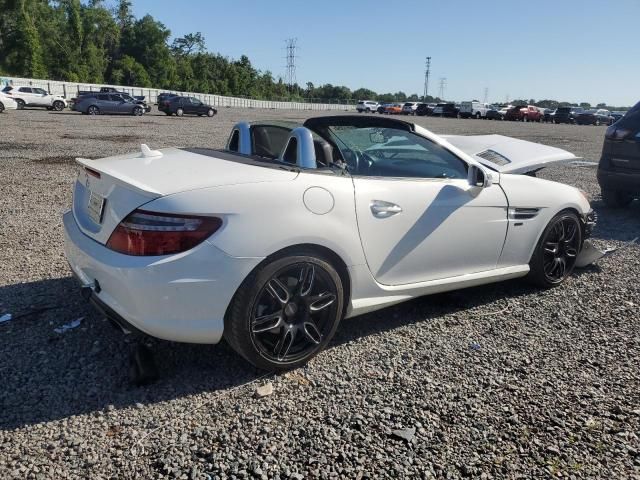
[34,156,80,165]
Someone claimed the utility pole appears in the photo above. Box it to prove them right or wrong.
[284,38,297,95]
[423,57,431,101]
[438,77,447,100]
[483,87,489,103]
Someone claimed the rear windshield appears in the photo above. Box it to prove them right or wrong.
[2,86,12,92]
[403,103,413,107]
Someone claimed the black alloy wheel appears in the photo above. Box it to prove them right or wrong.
[53,100,64,111]
[528,211,582,287]
[88,105,99,115]
[225,255,344,371]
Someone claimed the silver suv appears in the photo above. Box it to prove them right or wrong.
[356,100,380,113]
[1,85,67,111]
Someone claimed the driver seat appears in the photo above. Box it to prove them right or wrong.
[313,139,333,167]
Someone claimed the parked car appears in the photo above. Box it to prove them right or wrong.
[157,92,179,105]
[158,96,217,117]
[1,85,67,111]
[542,108,556,123]
[504,105,526,121]
[575,109,614,126]
[521,105,543,122]
[356,100,379,113]
[459,101,490,119]
[377,103,390,114]
[554,107,584,124]
[74,93,147,116]
[384,103,403,114]
[401,102,419,115]
[498,106,511,119]
[597,101,640,207]
[432,103,459,118]
[416,103,435,116]
[611,111,626,123]
[485,105,503,120]
[64,114,595,372]
[0,92,18,113]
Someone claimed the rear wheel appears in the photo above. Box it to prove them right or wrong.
[527,211,581,288]
[475,112,481,119]
[87,105,100,115]
[224,254,344,371]
[53,100,64,111]
[15,99,25,110]
[207,108,215,117]
[601,188,633,208]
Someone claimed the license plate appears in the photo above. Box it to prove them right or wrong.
[87,190,106,224]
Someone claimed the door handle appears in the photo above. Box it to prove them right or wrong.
[370,200,402,218]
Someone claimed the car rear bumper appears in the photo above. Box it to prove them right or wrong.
[597,168,640,195]
[63,210,263,344]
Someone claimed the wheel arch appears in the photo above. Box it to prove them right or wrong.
[528,206,583,263]
[226,242,352,321]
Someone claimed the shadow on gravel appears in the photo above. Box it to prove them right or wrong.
[589,201,640,242]
[0,274,541,431]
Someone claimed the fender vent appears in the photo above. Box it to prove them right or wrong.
[476,149,511,166]
[509,207,540,220]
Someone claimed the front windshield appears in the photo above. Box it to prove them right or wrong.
[323,126,468,179]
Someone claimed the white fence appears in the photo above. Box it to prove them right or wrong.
[0,76,354,111]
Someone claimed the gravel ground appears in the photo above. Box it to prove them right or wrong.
[0,108,639,479]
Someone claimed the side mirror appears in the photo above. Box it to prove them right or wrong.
[468,165,491,188]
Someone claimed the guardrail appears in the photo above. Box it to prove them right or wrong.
[0,76,355,111]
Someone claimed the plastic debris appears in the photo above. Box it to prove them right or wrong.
[255,382,274,398]
[391,427,416,442]
[570,160,599,168]
[0,313,12,323]
[576,237,638,268]
[469,342,482,351]
[54,317,84,334]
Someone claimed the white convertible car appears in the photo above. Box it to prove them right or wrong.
[64,115,596,371]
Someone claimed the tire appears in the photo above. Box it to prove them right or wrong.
[15,99,25,110]
[53,100,64,111]
[207,109,215,117]
[365,108,371,113]
[601,188,633,208]
[595,119,601,126]
[527,211,582,288]
[176,108,184,117]
[224,254,344,371]
[87,105,100,115]
[0,102,4,113]
[132,106,143,116]
[475,112,481,119]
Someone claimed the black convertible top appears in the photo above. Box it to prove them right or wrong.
[303,115,414,132]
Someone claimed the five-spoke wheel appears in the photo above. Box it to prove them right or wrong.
[225,254,344,371]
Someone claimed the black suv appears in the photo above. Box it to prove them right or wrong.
[553,106,584,124]
[158,96,217,117]
[597,101,640,207]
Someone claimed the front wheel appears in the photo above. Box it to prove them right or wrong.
[53,100,64,111]
[0,102,4,113]
[132,106,143,116]
[224,254,344,371]
[527,211,582,288]
[207,109,215,117]
[176,108,184,117]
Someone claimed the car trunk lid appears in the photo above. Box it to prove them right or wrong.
[72,146,298,244]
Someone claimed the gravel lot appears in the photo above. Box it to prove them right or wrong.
[0,108,639,479]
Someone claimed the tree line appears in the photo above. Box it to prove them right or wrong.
[0,1,629,109]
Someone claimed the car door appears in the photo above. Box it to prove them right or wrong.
[30,88,48,106]
[350,131,508,286]
[111,94,130,114]
[190,97,203,114]
[18,87,35,105]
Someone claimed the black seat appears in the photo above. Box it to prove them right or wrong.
[313,139,333,167]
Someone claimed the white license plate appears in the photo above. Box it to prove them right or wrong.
[87,190,106,224]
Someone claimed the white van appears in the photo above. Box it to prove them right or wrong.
[459,101,490,119]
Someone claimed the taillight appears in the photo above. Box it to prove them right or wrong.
[106,210,222,256]
[605,126,632,140]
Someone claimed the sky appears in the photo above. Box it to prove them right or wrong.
[129,0,639,106]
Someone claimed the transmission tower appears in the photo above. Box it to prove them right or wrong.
[423,57,431,101]
[438,77,447,100]
[285,38,297,93]
[483,87,489,103]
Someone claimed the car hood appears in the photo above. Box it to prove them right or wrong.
[440,134,580,174]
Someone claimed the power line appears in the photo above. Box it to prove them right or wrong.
[284,38,297,93]
[438,77,447,100]
[483,87,489,103]
[423,56,431,101]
